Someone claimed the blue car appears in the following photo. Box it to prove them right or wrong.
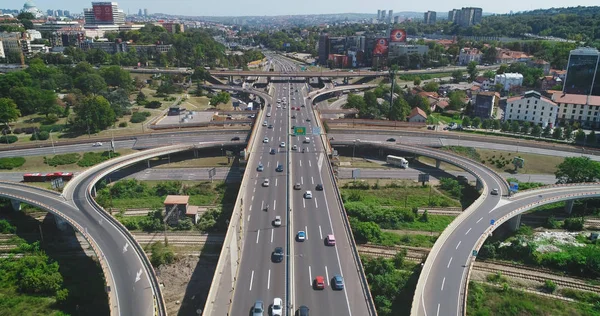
[333,274,344,290]
[257,163,264,171]
[297,231,306,242]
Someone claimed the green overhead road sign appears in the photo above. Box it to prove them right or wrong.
[294,126,306,136]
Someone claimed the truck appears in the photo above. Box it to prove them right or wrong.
[386,155,409,169]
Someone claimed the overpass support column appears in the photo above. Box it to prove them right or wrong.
[435,159,441,169]
[564,200,575,215]
[476,179,483,191]
[343,77,349,84]
[507,214,522,231]
[194,149,199,158]
[54,216,69,232]
[10,199,21,211]
[228,76,233,84]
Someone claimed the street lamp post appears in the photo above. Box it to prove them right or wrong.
[49,129,56,155]
[352,139,360,161]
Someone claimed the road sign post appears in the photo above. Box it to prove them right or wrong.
[208,168,216,182]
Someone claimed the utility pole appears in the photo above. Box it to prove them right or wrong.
[389,65,398,116]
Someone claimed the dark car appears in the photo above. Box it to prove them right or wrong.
[386,137,396,142]
[297,305,309,316]
[231,136,240,141]
[270,148,276,155]
[306,118,311,122]
[276,164,284,172]
[315,184,323,191]
[332,274,344,290]
[272,247,284,263]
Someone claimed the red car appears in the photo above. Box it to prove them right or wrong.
[314,276,325,290]
[296,108,300,111]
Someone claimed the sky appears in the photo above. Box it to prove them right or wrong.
[10,0,600,17]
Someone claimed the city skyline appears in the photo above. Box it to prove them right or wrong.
[4,0,600,17]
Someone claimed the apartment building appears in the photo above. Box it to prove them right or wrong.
[504,90,557,128]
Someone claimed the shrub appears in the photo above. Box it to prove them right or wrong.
[543,279,557,293]
[563,217,584,231]
[30,131,49,141]
[0,219,17,233]
[149,242,175,267]
[118,122,128,127]
[122,219,140,230]
[44,153,81,166]
[130,111,151,123]
[145,101,162,109]
[0,135,18,144]
[176,218,193,231]
[45,114,59,124]
[39,124,66,133]
[0,157,26,170]
[77,151,120,167]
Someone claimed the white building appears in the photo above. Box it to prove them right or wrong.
[21,1,44,19]
[0,41,5,58]
[552,92,600,128]
[388,43,429,60]
[495,73,523,91]
[458,47,482,65]
[26,29,42,40]
[504,91,557,128]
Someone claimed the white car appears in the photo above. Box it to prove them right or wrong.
[263,137,269,143]
[304,191,313,199]
[272,297,283,316]
[280,142,286,148]
[277,104,281,108]
[92,142,103,147]
[292,145,298,151]
[273,216,282,227]
[262,121,268,126]
[262,179,270,187]
[266,113,271,117]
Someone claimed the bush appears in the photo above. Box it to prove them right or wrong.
[145,101,162,109]
[45,114,59,124]
[77,151,120,167]
[0,135,18,144]
[30,131,49,141]
[563,217,584,231]
[543,279,557,293]
[118,122,128,127]
[44,153,81,166]
[122,219,140,230]
[55,288,69,305]
[39,124,66,133]
[176,218,193,231]
[130,111,151,123]
[0,219,17,233]
[0,157,26,170]
[149,242,175,267]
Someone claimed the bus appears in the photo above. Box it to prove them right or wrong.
[386,155,409,169]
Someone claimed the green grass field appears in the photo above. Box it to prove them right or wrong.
[340,183,461,209]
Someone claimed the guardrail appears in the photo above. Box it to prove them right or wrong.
[149,120,253,130]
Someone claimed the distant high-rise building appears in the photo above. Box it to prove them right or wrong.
[424,11,437,24]
[138,9,142,16]
[563,47,600,96]
[380,10,386,21]
[394,16,401,23]
[456,7,483,26]
[64,10,70,16]
[57,9,63,16]
[144,8,148,16]
[377,10,381,20]
[448,9,460,23]
[84,2,126,26]
[47,9,54,16]
[318,34,329,65]
[387,10,393,23]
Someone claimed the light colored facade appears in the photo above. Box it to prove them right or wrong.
[388,43,429,59]
[84,2,125,26]
[495,73,523,91]
[458,47,482,65]
[424,11,437,24]
[0,41,4,58]
[552,92,600,128]
[26,29,42,40]
[408,107,427,122]
[504,91,557,127]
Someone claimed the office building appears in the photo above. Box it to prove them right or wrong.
[57,9,63,16]
[495,73,524,91]
[380,10,386,22]
[563,47,600,96]
[328,37,346,55]
[456,7,483,26]
[387,10,393,23]
[448,9,460,23]
[138,9,142,16]
[84,2,126,26]
[144,8,148,16]
[318,34,329,65]
[473,91,498,119]
[64,10,70,16]
[377,10,381,20]
[47,9,54,16]
[505,91,557,127]
[424,11,437,24]
[388,43,429,60]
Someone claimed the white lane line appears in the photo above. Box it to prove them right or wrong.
[254,180,257,185]
[311,176,314,184]
[261,201,264,210]
[436,303,440,316]
[275,178,278,187]
[303,199,306,208]
[308,266,312,286]
[315,198,318,208]
[299,160,302,167]
[441,277,446,291]
[301,176,304,184]
[274,200,277,210]
[247,215,250,222]
[309,160,312,167]
[271,229,274,243]
[477,217,483,223]
[305,226,308,240]
[249,205,252,211]
[325,266,330,286]
[267,161,270,167]
[256,230,260,244]
[319,225,323,240]
[267,269,271,290]
[253,188,256,193]
[456,241,462,250]
[251,196,254,201]
[447,257,453,268]
[249,270,254,291]
[465,227,472,235]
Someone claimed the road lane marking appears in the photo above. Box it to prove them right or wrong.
[319,225,323,240]
[315,198,318,208]
[436,303,440,316]
[271,229,274,243]
[465,227,472,235]
[274,200,277,210]
[261,201,264,210]
[299,160,302,167]
[253,188,256,193]
[447,257,453,268]
[456,241,462,249]
[249,205,252,211]
[256,230,260,243]
[309,160,312,167]
[311,176,314,184]
[477,217,483,223]
[308,266,312,286]
[305,226,308,240]
[247,215,250,222]
[254,180,257,185]
[275,178,278,187]
[325,266,330,286]
[268,269,271,290]
[251,196,254,201]
[267,161,270,167]
[301,176,303,184]
[441,277,445,291]
[303,199,306,208]
[249,270,254,291]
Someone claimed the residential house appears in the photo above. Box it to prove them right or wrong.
[473,91,498,119]
[527,59,551,75]
[418,91,439,105]
[458,47,482,65]
[550,69,567,81]
[495,73,523,91]
[540,75,562,91]
[504,90,557,128]
[408,107,428,122]
[163,195,199,225]
[552,92,600,128]
[495,48,532,64]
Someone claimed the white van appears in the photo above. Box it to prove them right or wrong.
[303,137,310,144]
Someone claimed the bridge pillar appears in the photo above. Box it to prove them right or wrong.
[10,199,21,211]
[564,200,575,215]
[54,216,69,232]
[228,76,233,84]
[343,77,349,84]
[476,179,483,191]
[147,159,151,168]
[507,214,522,231]
[435,159,441,169]
[194,149,199,158]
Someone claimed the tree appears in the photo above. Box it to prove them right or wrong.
[389,97,410,121]
[483,70,496,79]
[422,81,439,92]
[448,90,466,111]
[467,61,478,81]
[520,121,531,134]
[472,117,481,128]
[542,125,552,137]
[481,119,491,129]
[555,157,600,184]
[552,127,563,139]
[462,116,471,127]
[73,95,116,133]
[493,120,502,130]
[192,66,209,82]
[100,66,133,91]
[564,125,573,140]
[350,219,382,244]
[482,46,497,65]
[344,94,367,114]
[575,128,586,143]
[531,125,542,137]
[37,90,61,118]
[451,70,463,83]
[501,121,510,132]
[75,73,107,95]
[136,91,147,104]
[209,91,231,107]
[0,98,20,131]
[510,121,520,133]
[587,130,597,145]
